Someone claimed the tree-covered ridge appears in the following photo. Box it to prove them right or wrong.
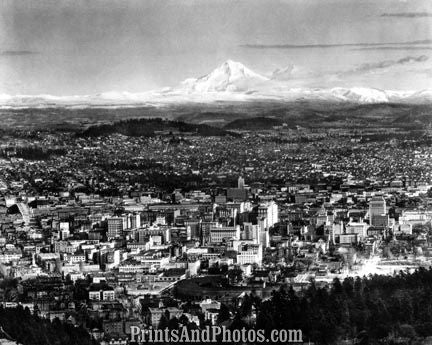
[223,116,284,130]
[0,305,96,345]
[249,268,432,344]
[80,118,239,137]
[0,146,67,160]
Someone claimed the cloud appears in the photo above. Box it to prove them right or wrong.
[0,50,38,56]
[241,39,432,49]
[270,65,295,80]
[345,55,428,74]
[381,12,432,18]
[352,46,432,51]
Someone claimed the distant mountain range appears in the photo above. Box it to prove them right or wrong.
[1,60,431,108]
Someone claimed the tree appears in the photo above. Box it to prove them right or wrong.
[398,324,416,339]
[227,268,243,285]
[217,303,231,323]
[168,316,179,330]
[158,314,169,329]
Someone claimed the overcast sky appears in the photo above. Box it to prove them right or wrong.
[1,0,431,95]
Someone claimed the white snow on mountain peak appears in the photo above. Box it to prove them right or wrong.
[180,60,268,93]
[329,87,390,103]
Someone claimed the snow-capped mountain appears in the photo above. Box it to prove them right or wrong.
[180,60,268,93]
[403,90,432,103]
[0,60,431,108]
[328,87,390,103]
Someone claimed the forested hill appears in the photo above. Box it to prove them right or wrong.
[0,306,96,345]
[251,267,432,344]
[80,118,238,137]
[224,116,284,130]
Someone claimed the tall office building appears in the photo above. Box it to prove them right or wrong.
[107,217,126,239]
[127,213,141,229]
[369,196,386,217]
[369,195,388,226]
[258,201,279,229]
[243,222,254,240]
[238,176,245,189]
[258,228,270,248]
[201,221,218,245]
